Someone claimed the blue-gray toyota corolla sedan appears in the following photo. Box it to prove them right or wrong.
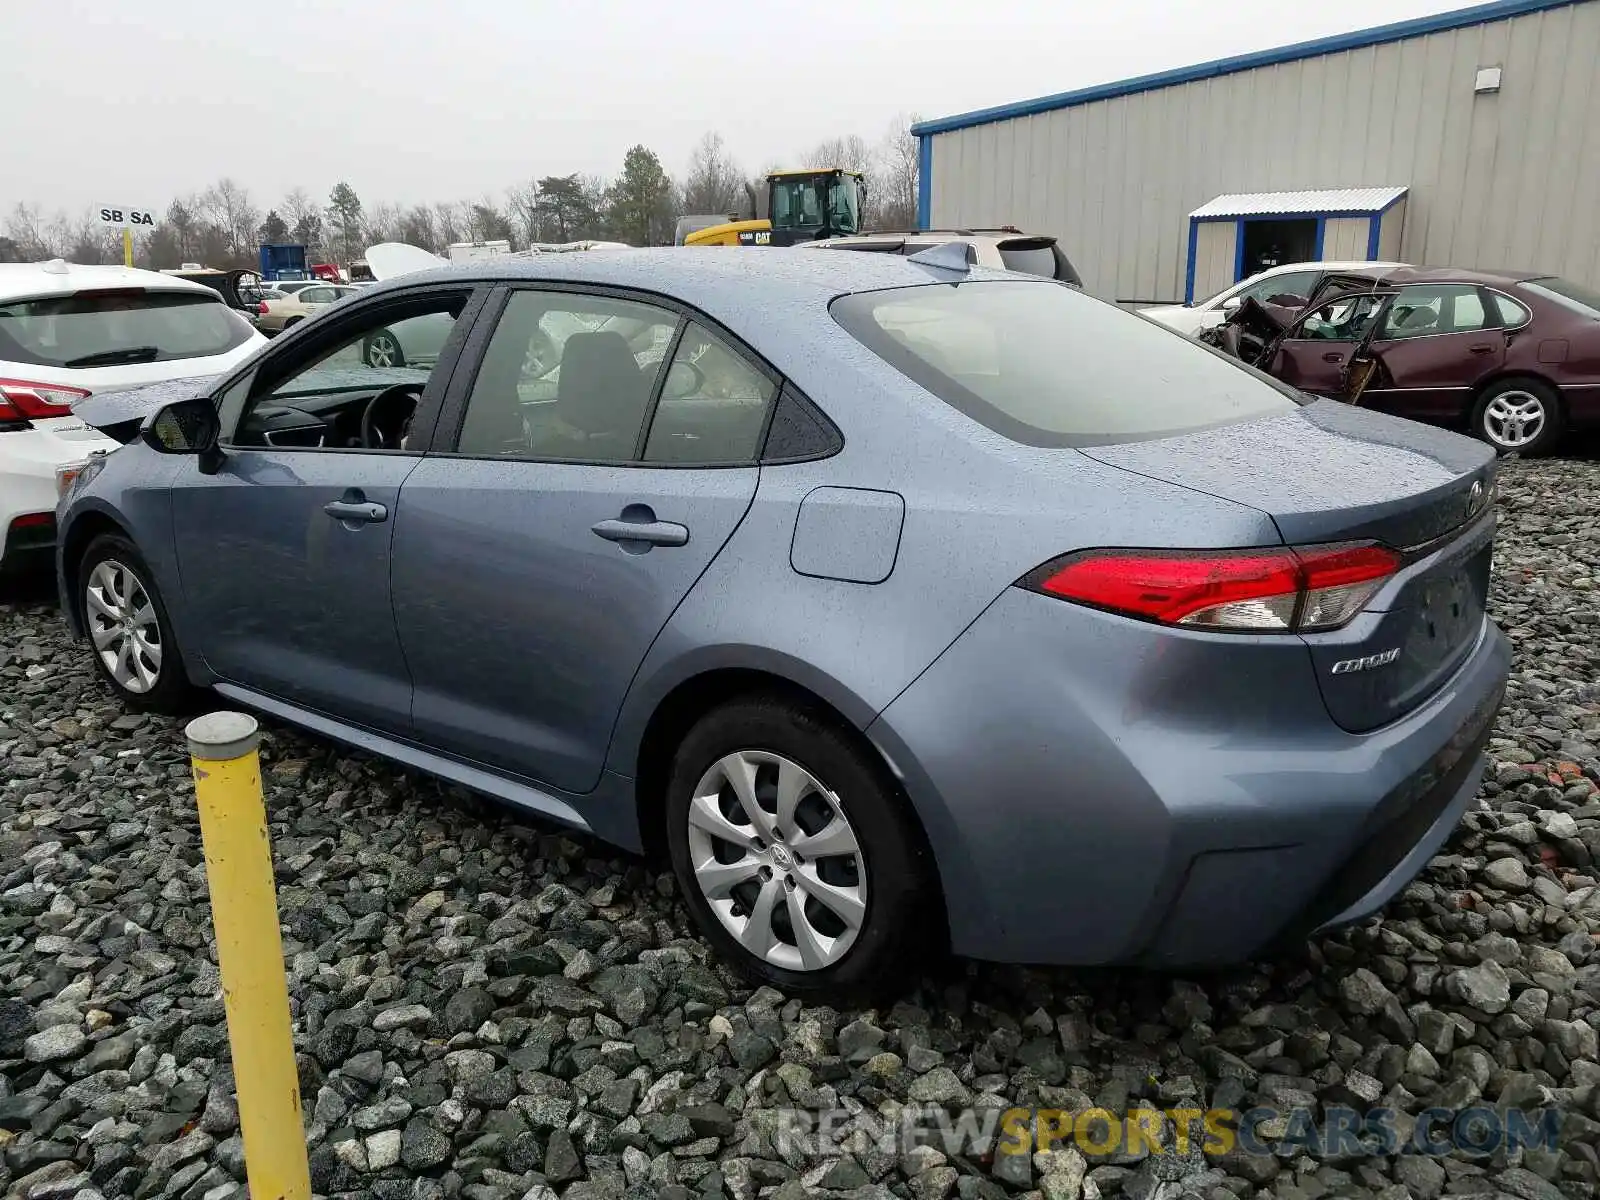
[56,248,1509,996]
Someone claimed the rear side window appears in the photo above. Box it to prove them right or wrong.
[643,323,777,464]
[1491,293,1532,327]
[831,280,1298,448]
[0,290,255,369]
[997,238,1082,285]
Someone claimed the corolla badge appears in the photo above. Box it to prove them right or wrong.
[1331,648,1400,675]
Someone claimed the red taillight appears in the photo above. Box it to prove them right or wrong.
[1024,543,1402,633]
[258,301,270,314]
[0,378,92,423]
[10,512,54,529]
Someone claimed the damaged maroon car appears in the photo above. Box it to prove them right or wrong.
[1204,266,1600,456]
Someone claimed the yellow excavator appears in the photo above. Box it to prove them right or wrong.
[681,168,867,247]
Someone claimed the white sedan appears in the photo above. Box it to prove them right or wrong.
[0,260,266,571]
[1140,260,1405,338]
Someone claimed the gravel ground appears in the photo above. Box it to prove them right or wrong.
[4,457,1600,1200]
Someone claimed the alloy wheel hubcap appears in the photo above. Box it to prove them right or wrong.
[85,560,162,693]
[1483,391,1545,448]
[368,335,398,367]
[686,750,867,972]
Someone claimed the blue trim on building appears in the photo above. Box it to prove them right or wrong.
[1314,217,1328,260]
[1233,221,1248,288]
[1184,218,1200,303]
[916,135,932,230]
[912,0,1575,136]
[1366,214,1384,259]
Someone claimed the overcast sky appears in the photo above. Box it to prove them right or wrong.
[8,0,1469,216]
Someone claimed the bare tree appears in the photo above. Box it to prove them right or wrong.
[398,204,438,252]
[433,201,464,247]
[507,179,539,247]
[363,202,403,247]
[282,187,323,255]
[874,113,921,230]
[199,178,260,263]
[681,132,746,217]
[467,196,514,243]
[802,135,873,174]
[4,203,55,259]
[66,212,114,264]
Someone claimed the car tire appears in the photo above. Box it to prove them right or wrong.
[1471,377,1564,457]
[78,534,193,714]
[364,329,406,368]
[283,316,304,329]
[664,694,937,999]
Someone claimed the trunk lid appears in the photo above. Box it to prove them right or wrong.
[1081,400,1497,732]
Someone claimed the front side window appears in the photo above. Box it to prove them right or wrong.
[1378,285,1490,339]
[644,323,777,463]
[1239,270,1319,308]
[1292,294,1386,341]
[0,289,255,368]
[831,280,1299,448]
[456,290,677,461]
[230,294,467,450]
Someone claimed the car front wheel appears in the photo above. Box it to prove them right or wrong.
[79,534,192,713]
[1472,377,1563,456]
[664,695,935,998]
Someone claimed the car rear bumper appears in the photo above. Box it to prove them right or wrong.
[866,586,1511,967]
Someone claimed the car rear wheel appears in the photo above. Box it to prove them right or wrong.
[79,535,192,713]
[1472,377,1563,456]
[364,330,406,368]
[664,695,935,998]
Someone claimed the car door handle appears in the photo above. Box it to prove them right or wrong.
[592,517,689,547]
[323,499,387,524]
[1467,343,1496,354]
[1322,352,1345,363]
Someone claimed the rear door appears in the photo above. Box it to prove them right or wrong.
[1360,284,1506,420]
[392,286,776,793]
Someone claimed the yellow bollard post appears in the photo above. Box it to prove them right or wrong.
[122,226,134,269]
[187,711,311,1200]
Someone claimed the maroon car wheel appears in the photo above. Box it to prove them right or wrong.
[1471,378,1563,457]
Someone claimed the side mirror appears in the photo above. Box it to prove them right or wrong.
[1220,296,1244,316]
[142,397,224,474]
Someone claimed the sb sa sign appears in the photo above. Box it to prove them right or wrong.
[98,207,156,227]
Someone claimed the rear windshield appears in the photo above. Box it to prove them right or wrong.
[0,289,254,369]
[1523,277,1600,320]
[831,280,1301,447]
[997,238,1082,285]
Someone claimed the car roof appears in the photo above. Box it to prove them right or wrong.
[1332,265,1545,288]
[366,246,1019,310]
[0,261,217,303]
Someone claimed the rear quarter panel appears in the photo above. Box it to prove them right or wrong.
[604,338,1282,778]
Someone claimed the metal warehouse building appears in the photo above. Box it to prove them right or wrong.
[913,0,1600,303]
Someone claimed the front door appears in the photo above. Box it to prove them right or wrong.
[1359,284,1507,420]
[172,288,478,733]
[393,286,779,793]
[1268,292,1388,398]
